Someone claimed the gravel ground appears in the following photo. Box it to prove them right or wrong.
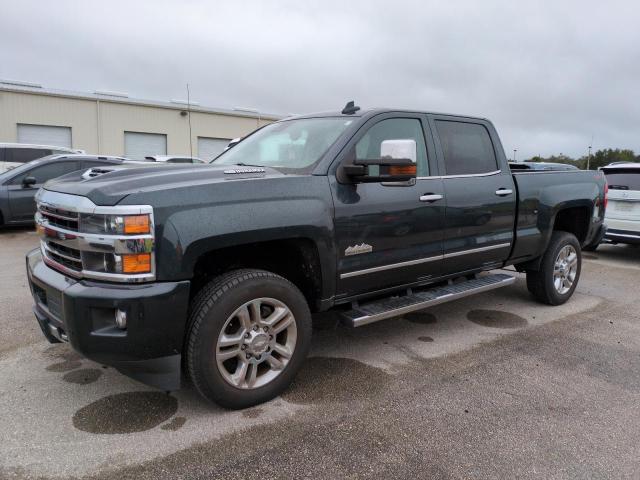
[1,227,639,479]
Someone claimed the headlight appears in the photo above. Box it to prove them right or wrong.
[80,213,151,235]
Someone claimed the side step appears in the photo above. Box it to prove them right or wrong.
[340,273,515,327]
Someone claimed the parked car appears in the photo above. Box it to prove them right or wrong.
[0,143,84,174]
[599,163,640,247]
[26,104,606,409]
[509,161,579,171]
[0,155,126,226]
[145,155,204,164]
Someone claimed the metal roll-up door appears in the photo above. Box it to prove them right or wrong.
[124,132,167,159]
[17,124,72,148]
[198,137,230,162]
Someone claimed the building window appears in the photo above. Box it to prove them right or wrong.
[197,137,230,162]
[124,132,167,159]
[17,124,72,148]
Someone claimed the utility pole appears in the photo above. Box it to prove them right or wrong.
[587,145,592,170]
[187,84,193,159]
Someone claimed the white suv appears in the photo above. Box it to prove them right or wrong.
[602,163,640,245]
[0,143,83,173]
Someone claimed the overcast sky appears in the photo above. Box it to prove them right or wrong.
[1,0,639,159]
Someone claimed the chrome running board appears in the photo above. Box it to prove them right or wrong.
[341,273,515,327]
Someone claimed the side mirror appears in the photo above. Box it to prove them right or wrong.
[342,139,418,183]
[224,137,242,151]
[22,176,37,188]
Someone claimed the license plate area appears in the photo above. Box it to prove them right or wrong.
[611,200,639,213]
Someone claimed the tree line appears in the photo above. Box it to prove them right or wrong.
[525,149,638,170]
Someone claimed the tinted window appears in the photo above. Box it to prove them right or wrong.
[166,158,193,163]
[355,118,429,176]
[10,161,79,185]
[435,121,498,175]
[84,160,120,168]
[6,148,52,164]
[603,170,640,191]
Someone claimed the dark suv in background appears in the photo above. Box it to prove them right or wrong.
[0,155,126,226]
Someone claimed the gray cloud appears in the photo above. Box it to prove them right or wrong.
[1,0,639,158]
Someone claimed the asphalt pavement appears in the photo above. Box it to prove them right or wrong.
[1,227,639,479]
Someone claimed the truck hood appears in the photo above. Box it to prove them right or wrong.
[43,163,285,206]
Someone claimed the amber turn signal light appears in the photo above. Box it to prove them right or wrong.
[388,164,417,176]
[122,253,152,273]
[124,215,150,234]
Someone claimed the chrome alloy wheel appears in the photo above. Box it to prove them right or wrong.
[553,245,578,294]
[216,297,297,389]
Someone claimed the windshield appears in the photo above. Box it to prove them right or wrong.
[213,117,353,172]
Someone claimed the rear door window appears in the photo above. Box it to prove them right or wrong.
[165,158,193,163]
[603,171,640,191]
[83,159,120,168]
[435,121,498,175]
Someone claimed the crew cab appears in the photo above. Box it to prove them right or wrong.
[26,104,607,408]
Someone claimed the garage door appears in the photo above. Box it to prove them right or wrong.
[124,132,167,159]
[17,124,72,148]
[198,137,230,161]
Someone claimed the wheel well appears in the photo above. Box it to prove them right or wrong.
[553,206,589,244]
[191,238,323,311]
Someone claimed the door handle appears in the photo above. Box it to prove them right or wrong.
[495,188,513,196]
[419,194,444,202]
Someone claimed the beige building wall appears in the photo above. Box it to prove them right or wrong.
[0,88,276,157]
[0,90,100,152]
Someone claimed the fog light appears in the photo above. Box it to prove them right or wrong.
[115,309,127,329]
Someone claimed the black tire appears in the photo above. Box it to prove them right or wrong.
[526,231,582,305]
[185,269,312,409]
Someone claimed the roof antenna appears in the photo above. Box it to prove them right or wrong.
[341,100,360,115]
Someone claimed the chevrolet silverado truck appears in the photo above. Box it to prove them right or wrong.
[27,103,607,408]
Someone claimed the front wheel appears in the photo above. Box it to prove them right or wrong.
[526,231,581,305]
[186,269,312,409]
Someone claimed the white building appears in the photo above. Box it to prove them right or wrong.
[0,79,280,161]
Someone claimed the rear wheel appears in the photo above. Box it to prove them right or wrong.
[186,269,312,409]
[526,231,581,305]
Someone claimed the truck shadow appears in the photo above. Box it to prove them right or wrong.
[587,243,640,266]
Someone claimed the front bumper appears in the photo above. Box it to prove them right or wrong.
[27,248,190,390]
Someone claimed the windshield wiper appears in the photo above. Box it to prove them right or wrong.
[234,162,264,168]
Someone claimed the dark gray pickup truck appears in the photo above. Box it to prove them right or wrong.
[26,104,607,408]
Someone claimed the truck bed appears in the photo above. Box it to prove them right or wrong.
[509,169,607,264]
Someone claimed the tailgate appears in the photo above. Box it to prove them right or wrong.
[603,169,640,220]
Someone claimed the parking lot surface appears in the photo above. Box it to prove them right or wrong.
[1,227,639,479]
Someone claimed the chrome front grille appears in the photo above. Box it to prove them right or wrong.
[42,241,83,272]
[38,204,79,231]
[35,189,155,283]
